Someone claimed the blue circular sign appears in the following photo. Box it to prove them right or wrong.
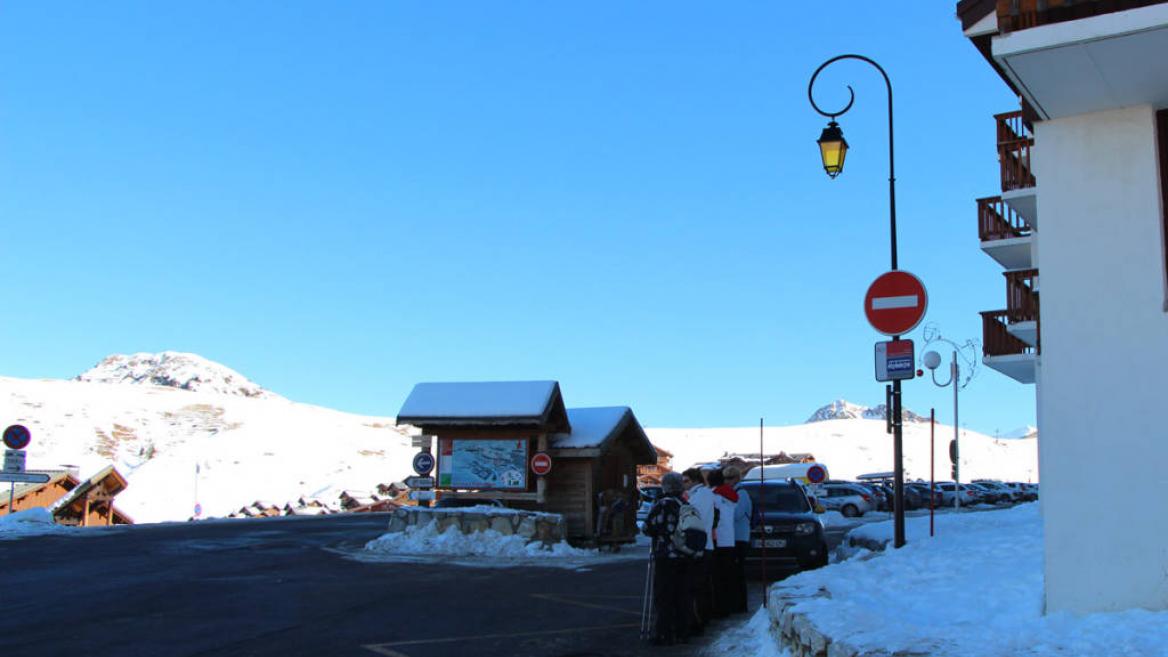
[806,464,827,484]
[3,425,31,450]
[412,451,435,475]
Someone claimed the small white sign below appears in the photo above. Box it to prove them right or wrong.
[411,435,433,449]
[408,490,436,502]
[3,450,26,473]
[0,471,49,484]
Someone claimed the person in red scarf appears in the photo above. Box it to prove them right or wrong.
[707,469,738,618]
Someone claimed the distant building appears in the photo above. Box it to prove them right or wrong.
[637,444,673,486]
[0,466,133,526]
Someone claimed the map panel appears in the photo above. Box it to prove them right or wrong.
[439,439,528,490]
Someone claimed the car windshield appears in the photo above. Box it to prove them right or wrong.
[744,486,810,513]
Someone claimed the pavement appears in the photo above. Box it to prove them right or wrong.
[0,511,869,657]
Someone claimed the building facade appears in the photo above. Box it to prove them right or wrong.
[958,0,1168,613]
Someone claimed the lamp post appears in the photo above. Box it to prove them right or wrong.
[808,54,907,549]
[924,350,962,509]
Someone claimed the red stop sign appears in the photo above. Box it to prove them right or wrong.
[864,271,928,336]
[531,452,553,476]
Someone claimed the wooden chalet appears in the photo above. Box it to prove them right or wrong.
[0,467,134,526]
[637,444,674,486]
[396,380,657,545]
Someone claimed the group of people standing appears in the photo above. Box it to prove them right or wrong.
[642,465,753,646]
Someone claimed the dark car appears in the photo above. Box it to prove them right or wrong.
[738,480,829,577]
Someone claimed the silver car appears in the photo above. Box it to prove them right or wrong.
[819,483,874,517]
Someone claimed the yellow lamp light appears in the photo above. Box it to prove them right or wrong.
[817,121,848,179]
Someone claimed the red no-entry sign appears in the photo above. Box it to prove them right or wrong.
[531,452,553,476]
[864,271,928,336]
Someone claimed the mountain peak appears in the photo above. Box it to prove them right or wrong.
[807,399,927,424]
[75,352,277,399]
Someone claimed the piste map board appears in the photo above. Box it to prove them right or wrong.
[438,438,529,490]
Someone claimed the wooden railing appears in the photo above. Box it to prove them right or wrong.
[997,111,1036,192]
[996,0,1165,34]
[981,310,1035,357]
[978,196,1031,241]
[1005,268,1039,323]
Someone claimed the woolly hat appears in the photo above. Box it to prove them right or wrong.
[661,472,684,494]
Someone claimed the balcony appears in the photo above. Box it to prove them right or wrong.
[991,2,1168,120]
[996,0,1168,35]
[996,111,1038,227]
[981,310,1037,383]
[978,195,1033,269]
[1005,268,1040,347]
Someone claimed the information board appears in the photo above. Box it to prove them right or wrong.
[437,438,529,490]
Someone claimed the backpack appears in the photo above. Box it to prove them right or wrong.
[671,501,707,557]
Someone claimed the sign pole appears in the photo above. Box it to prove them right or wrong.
[7,482,13,515]
[952,351,961,511]
[892,372,906,548]
[930,408,935,537]
[759,417,766,605]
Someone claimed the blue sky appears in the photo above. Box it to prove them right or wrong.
[0,3,1034,434]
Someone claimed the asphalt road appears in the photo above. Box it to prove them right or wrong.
[0,513,863,657]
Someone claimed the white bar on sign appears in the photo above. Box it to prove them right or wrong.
[872,295,918,310]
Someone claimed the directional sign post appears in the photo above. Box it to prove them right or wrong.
[404,476,434,490]
[3,450,25,473]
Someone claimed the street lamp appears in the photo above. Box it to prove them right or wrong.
[808,54,908,549]
[924,348,963,509]
[817,121,848,178]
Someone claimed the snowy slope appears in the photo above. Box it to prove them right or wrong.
[2,353,1037,524]
[0,371,412,524]
[647,412,1038,484]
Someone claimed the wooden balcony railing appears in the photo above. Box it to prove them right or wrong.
[997,111,1036,192]
[997,0,1166,34]
[978,196,1032,241]
[981,310,1035,357]
[1005,268,1039,324]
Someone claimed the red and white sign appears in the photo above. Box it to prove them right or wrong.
[530,452,553,476]
[806,464,827,484]
[864,271,928,336]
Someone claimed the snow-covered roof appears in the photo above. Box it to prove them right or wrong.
[549,407,656,464]
[48,465,131,522]
[396,381,570,432]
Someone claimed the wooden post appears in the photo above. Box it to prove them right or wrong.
[82,496,90,527]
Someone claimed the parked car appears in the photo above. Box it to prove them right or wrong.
[819,483,873,517]
[1003,482,1038,502]
[635,486,663,525]
[973,480,1019,503]
[738,480,829,576]
[968,482,1007,504]
[933,482,978,506]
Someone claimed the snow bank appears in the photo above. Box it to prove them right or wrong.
[771,504,1168,656]
[705,606,791,657]
[364,521,590,559]
[0,508,73,539]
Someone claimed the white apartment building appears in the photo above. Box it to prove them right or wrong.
[957,0,1168,614]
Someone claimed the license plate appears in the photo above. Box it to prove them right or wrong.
[752,539,786,548]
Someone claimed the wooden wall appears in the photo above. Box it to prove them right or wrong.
[0,479,73,514]
[542,460,592,539]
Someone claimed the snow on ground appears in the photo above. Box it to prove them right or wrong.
[771,504,1168,656]
[648,418,1037,483]
[0,508,75,539]
[703,606,790,657]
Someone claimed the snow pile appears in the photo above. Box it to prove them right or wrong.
[364,521,591,559]
[0,508,73,539]
[76,352,276,399]
[706,606,790,657]
[771,505,1168,656]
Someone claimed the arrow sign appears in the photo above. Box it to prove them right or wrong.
[0,471,50,484]
[865,271,928,336]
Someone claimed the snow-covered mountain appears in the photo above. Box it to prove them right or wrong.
[5,354,1038,524]
[76,352,276,399]
[807,399,927,424]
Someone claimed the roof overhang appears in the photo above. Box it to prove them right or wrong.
[992,3,1168,119]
